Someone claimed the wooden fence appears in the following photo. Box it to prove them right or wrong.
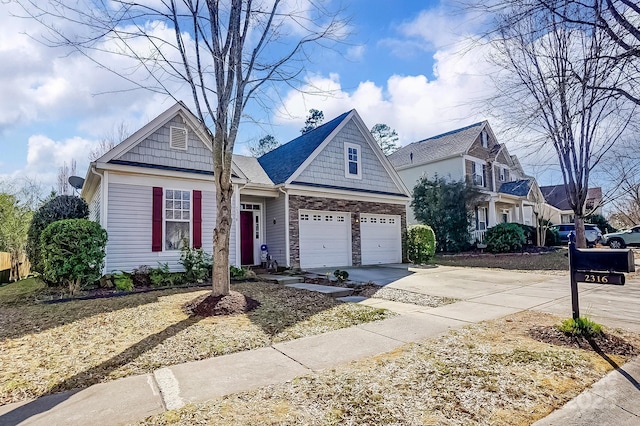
[0,252,31,283]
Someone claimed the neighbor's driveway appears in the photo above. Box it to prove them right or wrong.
[341,264,640,333]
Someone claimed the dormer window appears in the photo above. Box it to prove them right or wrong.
[499,167,505,182]
[170,126,188,150]
[344,142,362,179]
[481,130,488,148]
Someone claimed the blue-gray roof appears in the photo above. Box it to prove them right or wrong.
[258,111,351,184]
[388,121,485,168]
[499,179,532,197]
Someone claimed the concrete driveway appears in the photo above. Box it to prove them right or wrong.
[336,264,640,332]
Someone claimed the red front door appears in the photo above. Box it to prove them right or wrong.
[240,211,254,265]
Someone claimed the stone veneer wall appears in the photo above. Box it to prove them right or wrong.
[288,194,407,267]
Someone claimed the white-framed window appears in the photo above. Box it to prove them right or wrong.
[471,161,484,186]
[165,189,191,250]
[344,142,362,179]
[170,126,188,150]
[476,207,487,231]
[499,167,505,182]
[481,130,489,148]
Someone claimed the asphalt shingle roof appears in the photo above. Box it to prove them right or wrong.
[258,111,351,184]
[232,154,274,186]
[499,179,532,197]
[540,184,603,210]
[388,121,485,168]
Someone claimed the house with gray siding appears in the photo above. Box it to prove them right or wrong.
[388,121,544,243]
[81,102,410,272]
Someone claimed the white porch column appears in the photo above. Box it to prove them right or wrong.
[488,198,497,227]
[520,200,526,225]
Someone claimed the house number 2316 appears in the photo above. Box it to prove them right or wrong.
[583,274,608,283]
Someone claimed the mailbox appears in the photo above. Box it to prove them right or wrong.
[571,248,635,273]
[567,232,635,319]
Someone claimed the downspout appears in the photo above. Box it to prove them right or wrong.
[278,186,291,267]
[89,165,106,274]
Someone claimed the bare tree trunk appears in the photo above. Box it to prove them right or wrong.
[212,173,233,297]
[574,215,586,248]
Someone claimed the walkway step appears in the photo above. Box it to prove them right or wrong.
[285,283,353,298]
[258,274,304,285]
[336,295,368,303]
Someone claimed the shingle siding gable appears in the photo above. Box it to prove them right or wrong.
[116,114,213,173]
[295,119,400,194]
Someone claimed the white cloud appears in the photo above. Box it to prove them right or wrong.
[0,135,99,192]
[276,38,498,145]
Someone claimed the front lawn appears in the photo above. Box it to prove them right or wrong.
[0,280,392,405]
[141,311,640,425]
[432,248,568,271]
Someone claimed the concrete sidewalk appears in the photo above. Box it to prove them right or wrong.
[1,267,638,425]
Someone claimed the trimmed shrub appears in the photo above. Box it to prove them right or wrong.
[333,269,349,282]
[27,195,89,274]
[405,224,436,264]
[515,224,537,245]
[40,219,108,295]
[485,223,526,253]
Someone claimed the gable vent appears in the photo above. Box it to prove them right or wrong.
[170,126,188,150]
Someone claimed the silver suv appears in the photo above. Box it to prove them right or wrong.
[550,223,602,247]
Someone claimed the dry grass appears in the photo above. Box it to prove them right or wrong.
[140,311,640,426]
[433,249,568,272]
[0,281,392,405]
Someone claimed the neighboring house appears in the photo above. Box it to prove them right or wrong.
[388,121,544,243]
[81,102,410,272]
[539,185,603,224]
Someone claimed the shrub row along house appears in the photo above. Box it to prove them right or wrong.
[81,105,600,272]
[81,103,410,272]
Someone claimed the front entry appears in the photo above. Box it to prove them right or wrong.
[240,211,254,265]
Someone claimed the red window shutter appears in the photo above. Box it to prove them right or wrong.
[193,190,202,249]
[152,187,163,252]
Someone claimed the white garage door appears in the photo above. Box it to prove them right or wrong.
[299,210,351,268]
[361,214,402,265]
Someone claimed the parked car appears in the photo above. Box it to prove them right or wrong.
[601,225,640,249]
[550,223,602,247]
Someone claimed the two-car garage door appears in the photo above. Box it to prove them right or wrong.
[298,210,401,268]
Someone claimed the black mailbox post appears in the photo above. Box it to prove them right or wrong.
[568,233,635,319]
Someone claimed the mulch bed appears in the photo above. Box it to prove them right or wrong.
[183,290,261,316]
[528,326,638,357]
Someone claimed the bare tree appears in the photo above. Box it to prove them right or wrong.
[537,0,640,104]
[486,0,636,247]
[18,0,346,297]
[89,122,130,161]
[604,144,640,227]
[56,159,77,195]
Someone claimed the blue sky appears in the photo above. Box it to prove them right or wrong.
[0,0,565,191]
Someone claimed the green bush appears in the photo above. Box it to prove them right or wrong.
[150,263,183,287]
[558,316,602,337]
[27,195,89,275]
[40,219,108,295]
[230,265,247,280]
[404,224,436,264]
[585,214,616,234]
[113,272,134,292]
[545,227,561,246]
[485,223,526,253]
[180,245,211,283]
[515,224,537,245]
